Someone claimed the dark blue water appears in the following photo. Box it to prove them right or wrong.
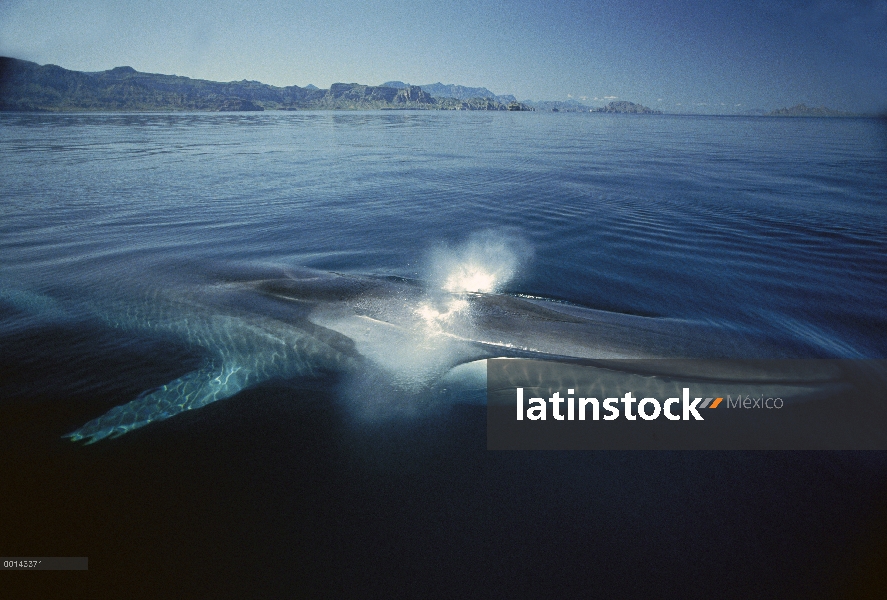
[3,112,885,354]
[1,112,886,597]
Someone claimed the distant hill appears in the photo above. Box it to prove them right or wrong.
[425,95,532,111]
[0,57,323,111]
[0,58,532,112]
[417,82,496,101]
[591,101,661,114]
[396,82,518,105]
[767,103,856,117]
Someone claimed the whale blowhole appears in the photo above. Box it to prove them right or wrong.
[425,229,533,295]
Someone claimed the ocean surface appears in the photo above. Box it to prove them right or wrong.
[1,111,886,597]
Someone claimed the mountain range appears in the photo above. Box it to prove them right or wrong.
[0,58,533,112]
[0,57,857,116]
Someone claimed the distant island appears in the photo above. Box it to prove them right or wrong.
[0,58,534,112]
[766,103,858,117]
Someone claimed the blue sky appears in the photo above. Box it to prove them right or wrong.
[1,0,884,113]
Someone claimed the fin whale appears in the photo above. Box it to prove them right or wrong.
[2,265,846,443]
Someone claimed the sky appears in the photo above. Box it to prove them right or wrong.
[0,0,885,113]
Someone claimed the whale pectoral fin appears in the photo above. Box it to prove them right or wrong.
[64,362,253,444]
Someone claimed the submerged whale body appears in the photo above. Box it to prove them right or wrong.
[2,265,834,443]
